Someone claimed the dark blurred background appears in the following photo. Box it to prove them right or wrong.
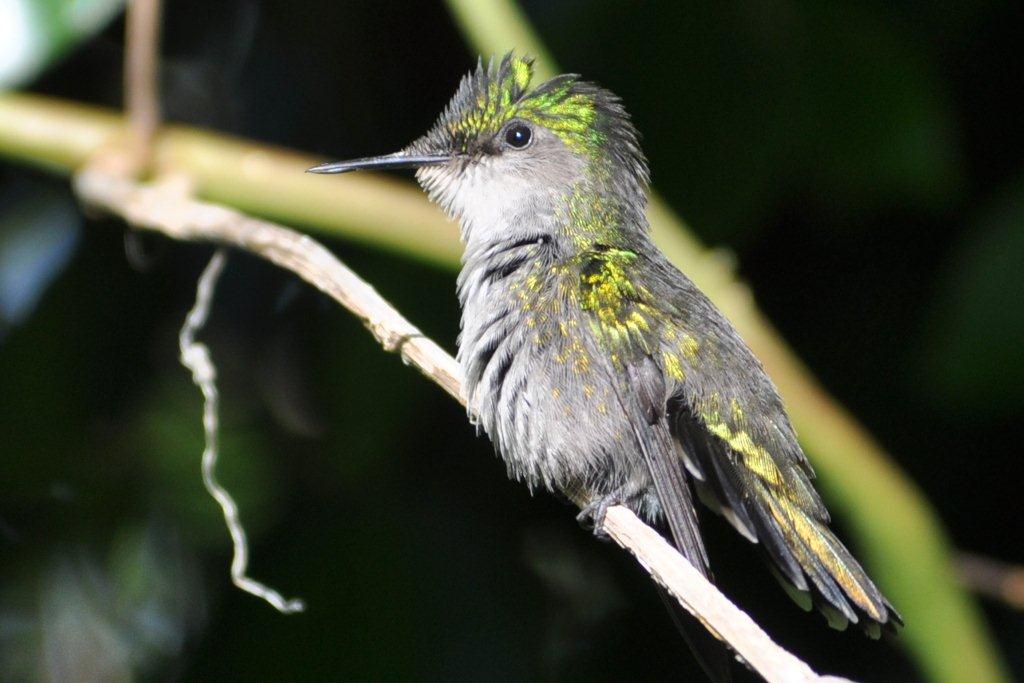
[1,1,1022,680]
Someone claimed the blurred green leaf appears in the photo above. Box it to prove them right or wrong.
[0,0,124,89]
[0,523,203,680]
[0,180,81,335]
[920,176,1024,414]
[133,378,283,548]
[781,1,961,210]
[533,1,961,242]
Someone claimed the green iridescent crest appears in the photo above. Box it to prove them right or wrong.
[439,54,605,156]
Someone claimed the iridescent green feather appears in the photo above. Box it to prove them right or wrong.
[442,54,605,158]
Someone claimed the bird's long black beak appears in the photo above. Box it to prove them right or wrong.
[306,151,450,174]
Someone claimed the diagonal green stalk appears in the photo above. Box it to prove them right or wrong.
[444,1,1007,681]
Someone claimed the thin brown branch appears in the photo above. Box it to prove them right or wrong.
[126,0,305,616]
[178,247,306,613]
[124,0,163,172]
[957,553,1024,611]
[72,152,844,682]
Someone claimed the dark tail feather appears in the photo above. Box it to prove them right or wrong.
[656,584,733,683]
[612,361,735,680]
[643,428,734,682]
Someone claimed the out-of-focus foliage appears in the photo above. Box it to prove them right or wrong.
[0,179,80,336]
[1,1,1022,681]
[920,178,1024,416]
[0,524,204,681]
[536,1,962,244]
[0,0,124,89]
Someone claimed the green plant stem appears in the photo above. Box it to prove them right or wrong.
[444,1,1007,681]
[0,94,461,268]
[0,86,1005,682]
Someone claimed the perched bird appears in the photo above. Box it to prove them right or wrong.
[309,54,901,677]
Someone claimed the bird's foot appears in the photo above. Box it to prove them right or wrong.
[576,495,621,540]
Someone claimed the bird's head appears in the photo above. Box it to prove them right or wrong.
[310,54,649,247]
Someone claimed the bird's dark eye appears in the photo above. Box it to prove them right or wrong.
[504,123,532,149]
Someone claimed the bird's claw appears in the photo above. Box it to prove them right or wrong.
[576,496,619,540]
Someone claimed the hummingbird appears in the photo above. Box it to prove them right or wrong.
[309,54,901,677]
